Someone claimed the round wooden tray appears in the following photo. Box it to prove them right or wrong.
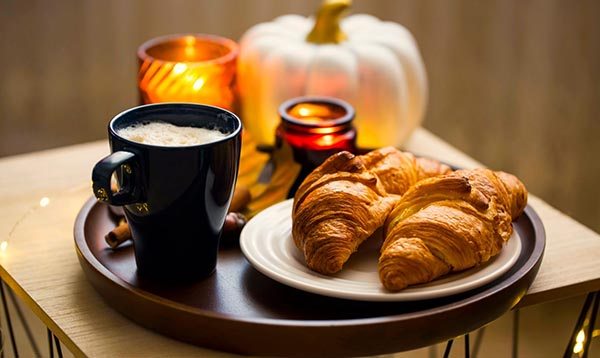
[74,196,545,357]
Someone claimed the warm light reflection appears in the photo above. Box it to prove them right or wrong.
[173,63,187,74]
[0,241,8,252]
[318,134,335,146]
[39,197,50,207]
[193,78,205,91]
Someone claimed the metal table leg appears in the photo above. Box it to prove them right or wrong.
[0,282,18,358]
[564,291,600,358]
[0,278,43,357]
[443,333,471,358]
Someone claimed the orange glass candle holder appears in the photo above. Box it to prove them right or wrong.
[137,34,238,110]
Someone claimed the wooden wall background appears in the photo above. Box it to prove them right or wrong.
[1,0,599,232]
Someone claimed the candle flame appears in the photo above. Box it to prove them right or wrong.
[184,36,196,46]
[0,241,7,252]
[183,36,197,58]
[185,45,196,58]
[298,107,312,117]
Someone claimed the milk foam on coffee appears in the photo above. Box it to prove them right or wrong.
[117,121,228,147]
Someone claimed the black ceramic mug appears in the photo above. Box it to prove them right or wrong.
[92,103,242,280]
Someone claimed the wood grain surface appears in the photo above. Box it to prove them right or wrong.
[0,129,599,356]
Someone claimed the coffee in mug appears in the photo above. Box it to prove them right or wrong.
[116,120,229,147]
[92,103,242,280]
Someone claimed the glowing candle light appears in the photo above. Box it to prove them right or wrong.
[137,34,238,110]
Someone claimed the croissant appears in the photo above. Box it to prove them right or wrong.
[379,168,528,291]
[361,146,452,195]
[292,147,451,275]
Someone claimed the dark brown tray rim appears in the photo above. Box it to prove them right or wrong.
[74,196,545,327]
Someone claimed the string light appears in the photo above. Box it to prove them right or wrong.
[3,196,51,254]
[573,329,585,354]
[39,197,50,207]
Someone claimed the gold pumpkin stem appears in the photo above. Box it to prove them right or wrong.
[306,0,351,44]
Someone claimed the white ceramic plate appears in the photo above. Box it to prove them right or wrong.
[240,199,522,302]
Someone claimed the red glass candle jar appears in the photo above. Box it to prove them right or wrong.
[276,96,357,196]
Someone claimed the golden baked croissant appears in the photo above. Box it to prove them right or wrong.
[379,168,528,291]
[292,147,451,275]
[292,151,396,274]
[361,146,452,195]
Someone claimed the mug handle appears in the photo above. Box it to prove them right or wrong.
[92,151,143,206]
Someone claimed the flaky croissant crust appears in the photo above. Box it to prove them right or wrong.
[379,168,528,291]
[361,146,452,195]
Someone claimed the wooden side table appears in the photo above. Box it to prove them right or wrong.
[0,128,599,356]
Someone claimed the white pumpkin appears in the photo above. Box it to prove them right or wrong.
[237,0,428,149]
